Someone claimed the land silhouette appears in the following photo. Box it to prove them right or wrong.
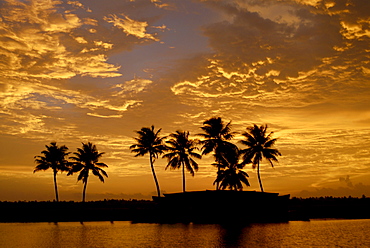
[1,196,370,223]
[26,117,370,224]
[34,117,282,203]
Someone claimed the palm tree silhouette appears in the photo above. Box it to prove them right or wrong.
[163,130,202,192]
[213,146,250,190]
[240,124,281,192]
[68,142,108,202]
[130,125,166,198]
[34,142,70,202]
[198,117,236,189]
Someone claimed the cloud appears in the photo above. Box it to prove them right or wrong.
[0,0,121,80]
[0,76,145,134]
[339,175,353,188]
[1,0,370,201]
[0,0,168,140]
[113,77,153,96]
[296,182,370,198]
[104,14,159,40]
[168,0,369,121]
[150,0,175,10]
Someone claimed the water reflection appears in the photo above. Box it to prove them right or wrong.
[1,220,370,247]
[217,224,247,247]
[49,223,62,248]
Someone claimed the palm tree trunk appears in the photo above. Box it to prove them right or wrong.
[182,162,186,192]
[150,154,161,197]
[216,165,220,190]
[53,169,59,202]
[257,161,264,192]
[82,180,87,202]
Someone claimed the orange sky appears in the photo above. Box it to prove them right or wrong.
[1,0,370,201]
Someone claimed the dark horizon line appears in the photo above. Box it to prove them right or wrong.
[1,193,369,203]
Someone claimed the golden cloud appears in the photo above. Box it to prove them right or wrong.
[113,77,153,96]
[0,76,143,137]
[0,0,122,81]
[104,14,159,41]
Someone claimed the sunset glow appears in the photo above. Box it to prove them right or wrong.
[1,0,369,201]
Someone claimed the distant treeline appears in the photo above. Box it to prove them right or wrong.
[289,196,370,220]
[1,196,370,223]
[0,199,156,223]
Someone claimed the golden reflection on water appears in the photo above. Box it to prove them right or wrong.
[1,220,370,247]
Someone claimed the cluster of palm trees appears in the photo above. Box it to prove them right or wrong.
[130,117,281,197]
[34,142,108,202]
[34,117,281,202]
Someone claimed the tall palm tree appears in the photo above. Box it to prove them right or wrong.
[163,130,202,192]
[240,124,281,192]
[213,147,250,191]
[34,142,70,202]
[68,142,108,202]
[130,125,166,198]
[198,117,236,189]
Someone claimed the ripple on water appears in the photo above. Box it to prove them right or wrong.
[1,219,370,248]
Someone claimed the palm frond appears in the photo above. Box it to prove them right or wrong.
[77,170,86,182]
[69,142,108,185]
[92,168,106,182]
[34,142,70,173]
[162,130,201,189]
[239,124,281,191]
[96,162,108,168]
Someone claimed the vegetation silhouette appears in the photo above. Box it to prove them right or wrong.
[33,117,282,210]
[68,142,108,202]
[163,130,202,192]
[33,142,70,202]
[213,146,250,191]
[240,124,281,192]
[27,120,370,224]
[198,117,236,190]
[2,196,370,223]
[130,125,166,198]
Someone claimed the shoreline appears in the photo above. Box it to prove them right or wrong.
[2,218,370,224]
[1,196,370,223]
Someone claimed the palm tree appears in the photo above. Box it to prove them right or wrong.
[240,124,281,192]
[198,117,236,189]
[33,142,70,202]
[213,147,250,191]
[130,125,166,198]
[163,130,202,192]
[68,142,108,202]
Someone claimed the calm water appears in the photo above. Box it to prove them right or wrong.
[1,219,370,247]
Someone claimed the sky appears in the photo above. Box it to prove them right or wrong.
[0,0,369,201]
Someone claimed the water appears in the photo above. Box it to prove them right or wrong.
[1,219,370,247]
